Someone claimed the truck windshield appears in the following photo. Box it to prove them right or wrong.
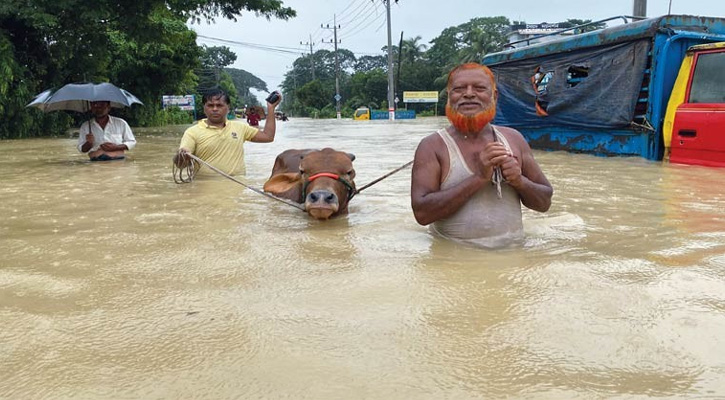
[689,51,725,103]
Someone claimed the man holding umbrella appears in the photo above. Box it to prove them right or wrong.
[78,100,136,161]
[28,82,142,161]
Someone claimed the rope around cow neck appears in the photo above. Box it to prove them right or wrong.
[172,154,413,208]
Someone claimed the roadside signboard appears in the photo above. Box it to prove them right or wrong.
[162,95,195,111]
[403,91,438,103]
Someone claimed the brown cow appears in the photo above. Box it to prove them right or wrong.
[263,148,356,219]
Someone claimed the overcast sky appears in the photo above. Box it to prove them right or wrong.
[189,0,724,100]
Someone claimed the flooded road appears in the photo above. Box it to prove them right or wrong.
[2,117,725,399]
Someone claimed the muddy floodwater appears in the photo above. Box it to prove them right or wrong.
[2,117,725,399]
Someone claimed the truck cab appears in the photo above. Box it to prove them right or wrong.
[666,42,725,167]
[353,107,370,120]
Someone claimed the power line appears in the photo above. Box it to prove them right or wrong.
[340,9,385,41]
[336,0,375,27]
[330,0,366,25]
[196,35,302,55]
[198,33,382,60]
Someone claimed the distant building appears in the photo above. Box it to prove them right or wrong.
[506,22,574,48]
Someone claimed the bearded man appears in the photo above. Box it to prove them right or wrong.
[411,63,553,248]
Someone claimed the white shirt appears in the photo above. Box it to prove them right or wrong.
[77,115,136,152]
[431,128,524,248]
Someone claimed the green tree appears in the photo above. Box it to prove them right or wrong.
[560,19,607,33]
[347,69,387,109]
[395,35,440,107]
[296,80,331,111]
[0,0,296,138]
[225,67,268,107]
[401,35,427,64]
[108,8,203,126]
[426,16,510,90]
[197,45,237,93]
[280,47,356,116]
[354,55,386,72]
[427,16,510,68]
[201,45,237,70]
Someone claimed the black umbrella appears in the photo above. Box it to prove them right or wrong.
[27,82,143,112]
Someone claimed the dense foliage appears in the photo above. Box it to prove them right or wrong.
[0,0,294,138]
[280,16,513,118]
[1,4,603,137]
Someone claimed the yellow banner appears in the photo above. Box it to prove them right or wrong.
[403,91,438,103]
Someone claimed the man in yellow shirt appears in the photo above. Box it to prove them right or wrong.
[173,88,282,175]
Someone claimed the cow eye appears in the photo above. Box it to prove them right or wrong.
[299,168,305,174]
[346,169,353,175]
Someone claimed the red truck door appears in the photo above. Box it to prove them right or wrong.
[670,48,725,167]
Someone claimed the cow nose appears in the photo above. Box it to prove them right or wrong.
[307,190,338,205]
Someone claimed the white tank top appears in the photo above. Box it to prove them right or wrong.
[431,128,524,248]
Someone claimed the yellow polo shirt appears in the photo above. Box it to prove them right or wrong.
[179,119,259,176]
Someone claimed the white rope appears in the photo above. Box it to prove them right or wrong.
[492,128,513,199]
[172,153,305,211]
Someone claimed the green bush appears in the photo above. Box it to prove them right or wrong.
[162,107,194,124]
[129,105,193,126]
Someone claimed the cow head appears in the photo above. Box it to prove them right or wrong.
[263,148,356,220]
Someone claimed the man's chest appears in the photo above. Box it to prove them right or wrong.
[196,128,245,147]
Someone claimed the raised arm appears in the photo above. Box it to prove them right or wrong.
[251,94,283,143]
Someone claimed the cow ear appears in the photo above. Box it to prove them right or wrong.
[347,152,356,162]
[263,172,303,199]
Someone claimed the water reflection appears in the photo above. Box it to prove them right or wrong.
[2,118,725,398]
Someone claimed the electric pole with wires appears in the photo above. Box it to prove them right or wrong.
[322,15,342,119]
[300,35,316,80]
[384,0,398,120]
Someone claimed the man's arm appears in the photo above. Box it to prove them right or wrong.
[78,122,93,153]
[411,134,488,226]
[99,142,128,151]
[250,95,282,143]
[120,119,136,150]
[173,131,196,168]
[80,135,94,153]
[498,128,553,212]
[99,119,135,152]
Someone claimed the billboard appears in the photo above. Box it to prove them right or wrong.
[403,91,438,103]
[162,95,195,111]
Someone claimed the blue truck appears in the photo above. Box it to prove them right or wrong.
[482,15,725,161]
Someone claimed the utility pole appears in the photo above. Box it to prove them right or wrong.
[396,31,403,111]
[322,15,342,120]
[290,68,297,89]
[287,66,298,109]
[633,0,647,18]
[300,35,316,80]
[385,0,395,120]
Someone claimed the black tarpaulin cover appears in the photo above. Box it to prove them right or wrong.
[489,39,650,129]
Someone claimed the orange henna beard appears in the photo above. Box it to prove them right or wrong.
[445,102,496,135]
